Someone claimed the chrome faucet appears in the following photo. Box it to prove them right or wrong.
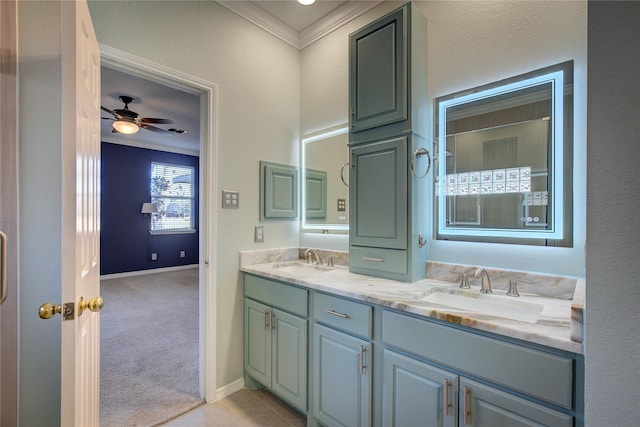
[474,269,492,294]
[304,248,323,265]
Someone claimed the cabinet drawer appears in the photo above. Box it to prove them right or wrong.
[383,310,574,409]
[313,293,372,339]
[350,246,408,275]
[244,274,307,317]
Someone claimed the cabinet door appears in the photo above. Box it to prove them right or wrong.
[350,136,407,249]
[244,298,271,387]
[272,309,307,411]
[460,378,573,427]
[313,324,371,427]
[349,6,406,134]
[383,350,457,427]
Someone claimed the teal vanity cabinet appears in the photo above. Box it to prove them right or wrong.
[312,293,373,427]
[348,2,429,282]
[243,274,308,412]
[383,310,577,427]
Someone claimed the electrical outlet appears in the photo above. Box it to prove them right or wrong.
[254,226,264,243]
[337,198,346,212]
[151,253,157,261]
[222,190,240,209]
[180,250,185,258]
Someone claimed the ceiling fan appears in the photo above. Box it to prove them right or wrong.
[101,95,175,135]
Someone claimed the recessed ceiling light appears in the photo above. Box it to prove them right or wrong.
[298,0,315,5]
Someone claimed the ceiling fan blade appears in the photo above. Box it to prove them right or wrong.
[101,106,117,116]
[140,123,173,135]
[139,117,174,124]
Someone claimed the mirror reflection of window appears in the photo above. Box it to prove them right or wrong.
[435,62,573,246]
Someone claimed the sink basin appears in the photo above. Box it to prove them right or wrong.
[420,288,544,323]
[270,261,335,273]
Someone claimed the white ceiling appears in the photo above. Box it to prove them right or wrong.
[252,0,349,33]
[100,1,381,154]
[100,66,201,154]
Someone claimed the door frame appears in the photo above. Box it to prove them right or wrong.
[100,45,218,400]
[0,0,18,424]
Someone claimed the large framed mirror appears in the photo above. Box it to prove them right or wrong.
[435,61,573,245]
[301,124,349,232]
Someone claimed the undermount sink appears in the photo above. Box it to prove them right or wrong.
[420,288,544,324]
[270,261,335,273]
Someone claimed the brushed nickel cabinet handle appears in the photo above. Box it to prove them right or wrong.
[0,230,6,305]
[264,309,269,330]
[463,386,471,425]
[359,345,367,375]
[444,378,452,416]
[362,257,383,263]
[271,310,275,331]
[324,309,350,319]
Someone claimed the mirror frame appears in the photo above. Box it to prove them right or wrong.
[301,124,349,232]
[436,62,573,242]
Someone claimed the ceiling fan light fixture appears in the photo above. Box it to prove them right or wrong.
[113,120,139,134]
[298,0,315,5]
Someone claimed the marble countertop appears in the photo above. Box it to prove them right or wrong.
[240,248,584,355]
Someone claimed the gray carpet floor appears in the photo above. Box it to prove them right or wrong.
[100,268,202,426]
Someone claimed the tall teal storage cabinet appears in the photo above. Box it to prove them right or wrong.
[349,2,429,282]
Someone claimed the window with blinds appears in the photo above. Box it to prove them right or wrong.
[150,162,195,233]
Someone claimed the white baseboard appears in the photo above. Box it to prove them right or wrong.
[100,264,199,280]
[214,378,244,401]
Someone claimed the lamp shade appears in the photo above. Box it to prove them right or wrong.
[113,120,139,134]
[141,202,157,214]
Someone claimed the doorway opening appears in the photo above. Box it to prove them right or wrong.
[99,45,217,424]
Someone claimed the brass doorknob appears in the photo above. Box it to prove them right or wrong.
[39,303,62,319]
[78,296,104,316]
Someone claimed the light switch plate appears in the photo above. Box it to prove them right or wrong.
[222,190,240,209]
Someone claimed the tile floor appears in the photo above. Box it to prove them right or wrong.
[159,388,306,427]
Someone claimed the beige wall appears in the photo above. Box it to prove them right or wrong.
[422,0,587,277]
[586,2,640,426]
[301,0,587,277]
[88,0,301,388]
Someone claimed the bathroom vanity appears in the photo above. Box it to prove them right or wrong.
[240,249,584,427]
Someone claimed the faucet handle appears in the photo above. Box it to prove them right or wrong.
[450,271,470,289]
[507,279,532,297]
[327,255,337,267]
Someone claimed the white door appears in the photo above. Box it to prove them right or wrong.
[59,1,102,424]
[0,0,18,425]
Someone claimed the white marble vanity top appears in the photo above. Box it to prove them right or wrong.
[239,248,584,354]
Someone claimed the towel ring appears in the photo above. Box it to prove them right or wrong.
[411,148,431,179]
[340,162,349,187]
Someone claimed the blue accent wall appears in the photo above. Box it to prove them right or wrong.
[100,142,199,275]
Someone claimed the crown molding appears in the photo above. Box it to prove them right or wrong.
[216,1,383,50]
[299,1,383,49]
